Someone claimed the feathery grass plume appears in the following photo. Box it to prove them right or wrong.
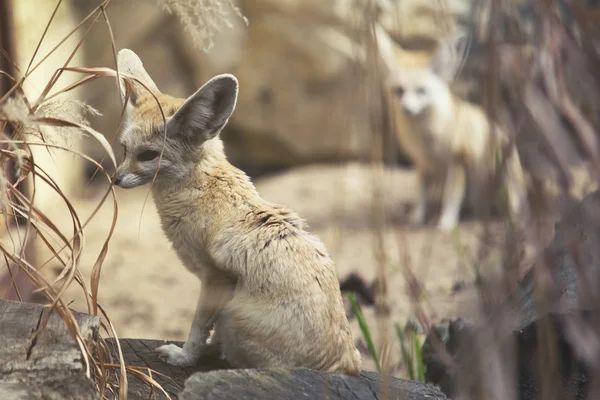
[1,93,100,151]
[155,0,248,52]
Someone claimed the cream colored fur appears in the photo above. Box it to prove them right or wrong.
[112,49,361,375]
[376,26,526,231]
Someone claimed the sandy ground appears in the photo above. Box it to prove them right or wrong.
[6,162,510,376]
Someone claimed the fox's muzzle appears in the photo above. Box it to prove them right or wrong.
[113,168,144,188]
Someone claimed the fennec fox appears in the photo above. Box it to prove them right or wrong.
[112,49,361,375]
[375,27,526,231]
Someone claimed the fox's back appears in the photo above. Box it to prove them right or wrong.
[221,209,360,372]
[215,193,360,372]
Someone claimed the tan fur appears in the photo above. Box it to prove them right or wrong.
[112,49,361,375]
[376,27,526,230]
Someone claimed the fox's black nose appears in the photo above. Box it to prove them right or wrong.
[113,175,122,186]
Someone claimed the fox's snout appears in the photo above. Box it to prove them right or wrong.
[113,166,143,189]
[401,96,426,117]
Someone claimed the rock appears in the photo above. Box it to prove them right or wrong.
[254,162,417,230]
[189,0,401,175]
[340,273,376,306]
[180,368,448,400]
[75,0,409,177]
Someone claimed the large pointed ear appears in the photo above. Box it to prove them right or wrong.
[166,74,239,143]
[116,49,160,106]
[374,23,403,78]
[430,30,470,82]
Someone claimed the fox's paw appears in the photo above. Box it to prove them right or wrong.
[437,216,458,232]
[155,343,199,366]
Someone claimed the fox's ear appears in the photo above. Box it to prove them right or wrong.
[430,30,469,82]
[166,74,238,143]
[116,49,160,106]
[374,23,401,77]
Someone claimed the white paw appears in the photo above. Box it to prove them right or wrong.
[438,216,458,232]
[155,343,199,366]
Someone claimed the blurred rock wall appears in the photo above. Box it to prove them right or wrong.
[74,0,480,178]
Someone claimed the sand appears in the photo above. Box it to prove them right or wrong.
[9,162,510,376]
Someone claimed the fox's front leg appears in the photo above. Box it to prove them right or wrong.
[438,162,466,231]
[156,270,233,366]
[504,149,525,220]
[410,172,429,226]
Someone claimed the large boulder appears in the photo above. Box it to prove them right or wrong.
[75,0,472,176]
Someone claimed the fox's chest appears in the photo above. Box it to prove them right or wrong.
[400,118,454,167]
[155,202,212,276]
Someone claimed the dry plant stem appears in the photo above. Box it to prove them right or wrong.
[539,13,600,182]
[0,0,112,105]
[1,134,119,394]
[0,1,175,397]
[530,15,588,400]
[23,0,64,76]
[364,0,392,395]
[33,11,104,110]
[396,228,454,371]
[1,142,116,298]
[7,175,84,305]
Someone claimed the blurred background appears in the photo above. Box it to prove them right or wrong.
[1,0,600,379]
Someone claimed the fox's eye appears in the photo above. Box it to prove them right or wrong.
[416,87,426,95]
[138,150,160,162]
[393,86,405,97]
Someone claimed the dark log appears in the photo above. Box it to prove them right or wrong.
[0,299,100,399]
[104,338,448,400]
[180,368,447,400]
[0,296,446,400]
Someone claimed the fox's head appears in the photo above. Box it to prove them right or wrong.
[375,26,468,118]
[112,49,238,189]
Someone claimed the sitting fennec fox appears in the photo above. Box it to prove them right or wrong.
[375,27,526,231]
[111,49,361,375]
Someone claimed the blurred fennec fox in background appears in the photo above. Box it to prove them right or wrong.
[112,49,361,375]
[375,26,526,231]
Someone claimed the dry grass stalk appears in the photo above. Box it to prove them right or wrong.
[0,0,212,398]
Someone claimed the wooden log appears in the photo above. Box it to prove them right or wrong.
[104,338,448,400]
[104,338,230,398]
[0,299,100,400]
[0,295,446,400]
[180,368,448,400]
